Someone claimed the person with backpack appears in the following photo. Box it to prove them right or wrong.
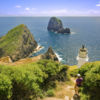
[74,74,83,95]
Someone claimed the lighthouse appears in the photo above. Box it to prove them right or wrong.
[77,45,89,68]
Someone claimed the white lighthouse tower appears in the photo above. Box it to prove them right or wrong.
[77,45,89,68]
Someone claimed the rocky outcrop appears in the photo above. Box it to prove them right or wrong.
[0,24,38,61]
[42,47,58,61]
[47,17,70,34]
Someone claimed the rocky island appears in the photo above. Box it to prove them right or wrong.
[0,24,38,61]
[47,17,70,34]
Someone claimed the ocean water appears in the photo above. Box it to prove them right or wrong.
[0,17,100,65]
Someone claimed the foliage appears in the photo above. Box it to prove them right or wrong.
[0,74,12,100]
[69,61,100,100]
[0,24,29,55]
[0,59,68,100]
[51,17,62,24]
[0,48,4,57]
[76,61,100,100]
[69,69,79,77]
[46,89,55,97]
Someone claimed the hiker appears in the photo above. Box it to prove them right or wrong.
[74,74,83,95]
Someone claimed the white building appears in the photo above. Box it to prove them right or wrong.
[76,45,89,68]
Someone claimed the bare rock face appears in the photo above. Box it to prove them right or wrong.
[0,24,38,61]
[42,47,58,61]
[47,17,70,34]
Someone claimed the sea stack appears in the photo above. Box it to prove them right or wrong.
[42,47,59,61]
[47,17,70,34]
[0,24,38,61]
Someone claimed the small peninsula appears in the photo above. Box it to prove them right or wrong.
[0,24,38,61]
[47,17,70,34]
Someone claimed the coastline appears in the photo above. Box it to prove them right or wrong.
[55,52,63,62]
[29,45,44,57]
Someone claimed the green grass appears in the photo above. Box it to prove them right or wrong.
[52,17,62,24]
[0,24,29,56]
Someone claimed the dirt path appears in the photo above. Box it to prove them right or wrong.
[42,78,76,100]
[11,55,42,65]
[0,55,42,66]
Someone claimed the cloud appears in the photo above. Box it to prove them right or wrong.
[41,9,68,16]
[39,9,100,16]
[25,7,36,11]
[87,9,100,14]
[13,7,100,16]
[96,4,100,6]
[25,8,30,11]
[20,7,37,16]
[96,2,100,6]
[16,5,22,8]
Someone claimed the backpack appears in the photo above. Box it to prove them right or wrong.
[76,78,83,86]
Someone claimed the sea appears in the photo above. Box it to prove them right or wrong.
[0,17,100,65]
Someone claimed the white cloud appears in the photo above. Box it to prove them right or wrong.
[25,7,36,11]
[41,9,68,16]
[20,7,37,16]
[25,8,30,11]
[87,9,100,14]
[16,5,22,8]
[40,9,100,16]
[96,2,100,6]
[14,8,100,16]
[96,4,100,6]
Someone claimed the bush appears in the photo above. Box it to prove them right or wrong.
[69,69,79,77]
[0,59,69,100]
[0,74,12,100]
[78,61,100,100]
[46,89,55,97]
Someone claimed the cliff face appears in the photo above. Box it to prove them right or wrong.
[42,47,58,61]
[47,17,70,34]
[0,24,38,61]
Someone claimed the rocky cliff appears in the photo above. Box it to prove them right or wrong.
[47,17,70,34]
[42,47,58,61]
[0,24,38,61]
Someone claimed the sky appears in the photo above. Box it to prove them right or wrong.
[0,0,100,16]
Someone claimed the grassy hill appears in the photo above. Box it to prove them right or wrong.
[0,24,37,61]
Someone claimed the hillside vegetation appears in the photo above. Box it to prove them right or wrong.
[0,24,25,55]
[0,24,37,61]
[0,59,69,100]
[70,61,100,100]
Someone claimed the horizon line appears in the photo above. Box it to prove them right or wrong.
[0,16,100,17]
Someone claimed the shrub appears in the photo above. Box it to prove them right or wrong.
[0,59,69,100]
[78,61,100,100]
[46,89,55,97]
[0,74,12,100]
[69,69,79,77]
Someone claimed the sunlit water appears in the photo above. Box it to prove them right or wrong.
[0,17,100,65]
